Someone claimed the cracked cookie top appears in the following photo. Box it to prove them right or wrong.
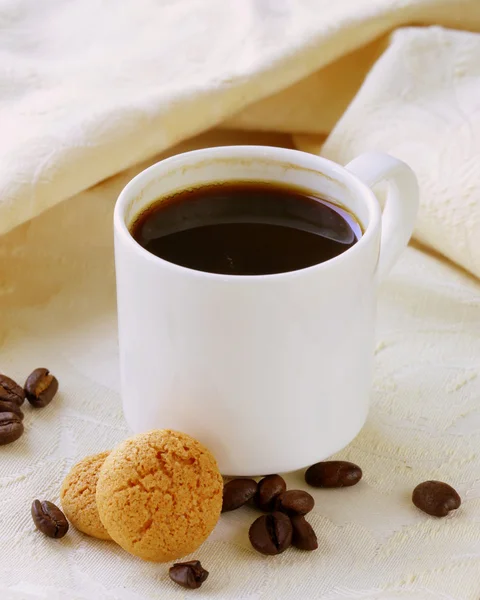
[61,451,112,540]
[95,429,223,562]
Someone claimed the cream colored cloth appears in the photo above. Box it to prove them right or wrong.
[1,1,480,599]
[1,0,480,280]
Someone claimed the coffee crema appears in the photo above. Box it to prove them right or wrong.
[130,182,361,276]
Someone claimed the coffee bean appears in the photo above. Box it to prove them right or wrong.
[305,461,362,488]
[412,481,461,517]
[31,500,69,538]
[0,374,25,406]
[222,478,257,512]
[0,400,24,420]
[249,511,292,555]
[254,474,286,511]
[0,412,24,445]
[274,490,314,516]
[291,515,318,551]
[25,368,58,408]
[169,560,209,589]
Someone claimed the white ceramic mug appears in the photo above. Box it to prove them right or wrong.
[114,146,418,475]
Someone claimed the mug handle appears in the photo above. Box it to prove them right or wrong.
[345,152,419,282]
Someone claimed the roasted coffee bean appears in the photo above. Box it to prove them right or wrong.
[291,515,318,551]
[0,412,24,445]
[274,490,314,516]
[0,374,25,406]
[222,478,257,512]
[31,500,69,538]
[169,560,209,589]
[249,511,292,555]
[412,481,461,517]
[305,460,362,488]
[0,400,24,420]
[254,474,287,511]
[25,368,58,408]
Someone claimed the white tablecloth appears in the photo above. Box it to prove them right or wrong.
[1,130,479,600]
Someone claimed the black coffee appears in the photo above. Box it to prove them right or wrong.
[131,182,361,275]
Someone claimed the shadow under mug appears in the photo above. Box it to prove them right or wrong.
[114,146,418,475]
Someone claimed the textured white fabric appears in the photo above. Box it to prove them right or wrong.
[1,1,480,599]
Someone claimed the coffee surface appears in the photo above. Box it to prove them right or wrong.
[131,182,360,275]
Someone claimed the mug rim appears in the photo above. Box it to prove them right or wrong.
[114,145,382,282]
